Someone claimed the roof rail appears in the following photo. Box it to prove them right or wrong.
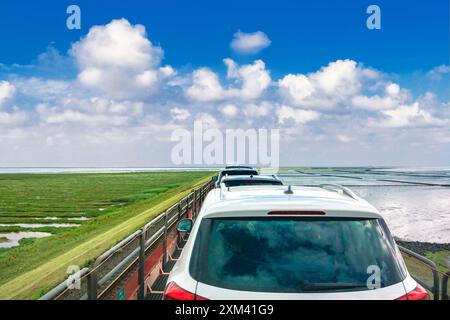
[319,184,359,200]
[219,183,228,200]
[271,174,281,181]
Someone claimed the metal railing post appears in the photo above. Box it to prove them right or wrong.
[137,228,146,300]
[442,272,450,300]
[194,189,198,218]
[87,272,97,300]
[191,190,195,219]
[162,211,168,269]
[177,203,182,245]
[178,203,182,220]
[197,189,200,214]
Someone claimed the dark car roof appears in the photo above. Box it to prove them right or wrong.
[224,165,254,169]
[220,169,258,175]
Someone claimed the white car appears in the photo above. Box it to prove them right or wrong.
[164,184,429,300]
[215,168,259,187]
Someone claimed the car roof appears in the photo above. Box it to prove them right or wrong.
[224,165,254,169]
[220,168,258,173]
[200,185,381,219]
[221,175,279,182]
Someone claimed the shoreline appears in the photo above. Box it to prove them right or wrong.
[396,238,450,256]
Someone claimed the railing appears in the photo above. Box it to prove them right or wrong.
[40,178,215,300]
[398,245,450,300]
[441,271,450,300]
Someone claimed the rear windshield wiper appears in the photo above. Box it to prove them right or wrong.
[301,282,369,292]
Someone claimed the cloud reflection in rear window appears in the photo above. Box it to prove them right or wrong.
[191,218,404,293]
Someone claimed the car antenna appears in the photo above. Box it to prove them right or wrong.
[284,185,293,194]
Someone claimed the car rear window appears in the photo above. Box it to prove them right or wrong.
[190,217,405,293]
[223,180,283,187]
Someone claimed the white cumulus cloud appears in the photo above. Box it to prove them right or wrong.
[186,68,225,102]
[223,58,271,100]
[352,83,407,111]
[71,18,167,99]
[243,102,272,118]
[276,105,320,125]
[0,110,27,126]
[0,18,448,167]
[220,104,238,118]
[278,59,365,109]
[186,59,271,101]
[230,31,271,54]
[0,81,16,107]
[170,107,191,121]
[427,64,450,80]
[372,102,447,128]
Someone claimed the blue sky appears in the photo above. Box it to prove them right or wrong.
[0,1,448,166]
[1,1,448,74]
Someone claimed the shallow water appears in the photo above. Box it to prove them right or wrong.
[0,223,80,228]
[34,217,90,221]
[351,186,450,243]
[0,232,51,248]
[0,167,218,174]
[278,168,450,244]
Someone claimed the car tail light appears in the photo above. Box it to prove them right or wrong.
[396,284,430,300]
[163,282,207,300]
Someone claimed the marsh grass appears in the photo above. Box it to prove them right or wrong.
[0,171,213,299]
